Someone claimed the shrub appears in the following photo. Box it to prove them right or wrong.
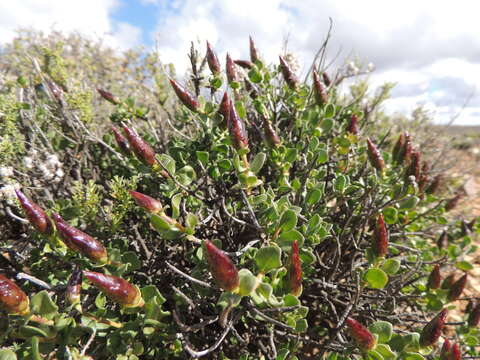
[0,32,478,359]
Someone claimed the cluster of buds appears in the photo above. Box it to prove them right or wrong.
[345,317,376,351]
[312,69,328,106]
[440,339,461,360]
[0,274,30,315]
[286,240,302,296]
[366,138,385,172]
[420,309,448,347]
[278,55,299,90]
[169,79,200,112]
[204,240,239,292]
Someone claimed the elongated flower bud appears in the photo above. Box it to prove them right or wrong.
[418,161,430,193]
[322,72,332,87]
[442,274,455,289]
[0,274,29,315]
[217,92,230,130]
[249,36,260,63]
[263,117,281,148]
[83,271,144,308]
[402,132,413,164]
[420,309,448,347]
[15,189,54,235]
[392,134,405,163]
[279,56,298,90]
[97,88,119,105]
[468,302,480,327]
[445,194,463,212]
[347,114,359,135]
[406,150,421,183]
[287,240,302,296]
[312,69,328,106]
[437,231,449,250]
[66,266,82,306]
[111,126,132,155]
[122,124,156,166]
[448,274,467,302]
[372,214,388,258]
[367,138,385,172]
[440,339,451,360]
[204,240,239,292]
[427,264,441,290]
[450,343,461,360]
[206,41,221,75]
[52,214,108,264]
[345,317,376,351]
[226,53,238,84]
[169,79,199,112]
[234,59,254,69]
[228,100,248,150]
[129,190,162,213]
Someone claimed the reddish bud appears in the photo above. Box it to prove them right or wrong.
[83,271,144,307]
[448,274,467,302]
[111,126,132,155]
[15,189,54,236]
[279,56,298,90]
[427,264,441,290]
[97,88,119,105]
[66,266,82,306]
[392,134,405,163]
[445,194,463,212]
[263,117,281,148]
[206,41,221,75]
[372,214,388,258]
[420,309,448,347]
[347,114,359,135]
[228,100,248,150]
[0,274,29,315]
[204,240,239,292]
[169,79,199,112]
[449,343,461,360]
[437,231,449,250]
[402,132,413,163]
[322,72,332,87]
[345,317,376,351]
[426,174,443,195]
[129,190,162,213]
[468,302,480,327]
[226,53,239,84]
[442,274,456,289]
[122,124,156,166]
[312,69,328,106]
[418,161,430,193]
[287,240,302,296]
[406,150,421,183]
[52,213,108,264]
[217,92,231,130]
[367,138,385,172]
[234,59,254,69]
[249,36,260,63]
[440,339,451,360]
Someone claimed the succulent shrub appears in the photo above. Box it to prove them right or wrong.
[0,31,479,360]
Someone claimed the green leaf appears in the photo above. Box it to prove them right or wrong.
[279,210,298,232]
[186,213,199,229]
[176,165,196,186]
[276,229,304,250]
[369,321,393,343]
[238,269,258,296]
[248,68,262,83]
[250,152,266,174]
[284,148,297,163]
[0,349,17,360]
[306,188,322,205]
[295,319,308,332]
[399,196,419,210]
[317,149,328,164]
[364,268,388,289]
[382,259,401,275]
[383,207,398,224]
[171,193,182,219]
[324,104,335,118]
[334,175,348,193]
[157,154,176,175]
[255,245,282,272]
[122,251,141,273]
[402,353,424,360]
[321,118,334,132]
[30,290,58,316]
[375,344,396,360]
[455,261,474,271]
[366,350,384,360]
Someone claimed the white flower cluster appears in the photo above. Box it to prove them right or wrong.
[24,152,65,184]
[0,167,14,178]
[0,182,20,204]
[345,61,376,77]
[284,53,301,75]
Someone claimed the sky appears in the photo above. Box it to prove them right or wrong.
[0,0,479,125]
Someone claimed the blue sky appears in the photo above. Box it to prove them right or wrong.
[0,0,479,125]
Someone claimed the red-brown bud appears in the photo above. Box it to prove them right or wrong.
[97,89,119,105]
[226,53,238,84]
[206,41,221,75]
[468,302,480,327]
[122,124,156,167]
[234,59,254,69]
[437,231,449,250]
[345,317,376,351]
[449,343,461,360]
[111,126,132,155]
[15,189,54,236]
[442,274,455,289]
[129,190,162,213]
[322,72,332,87]
[52,214,108,264]
[427,264,441,290]
[406,150,421,183]
[347,114,359,135]
[367,138,385,172]
[217,92,230,130]
[286,240,302,296]
[418,161,430,193]
[392,133,405,164]
[66,266,82,306]
[279,56,298,90]
[447,274,467,302]
[420,309,448,347]
[263,117,281,148]
[249,36,260,63]
[426,174,443,195]
[204,240,239,292]
[445,194,463,212]
[83,271,144,308]
[440,339,451,360]
[372,214,388,258]
[228,100,248,150]
[0,274,29,315]
[312,69,328,106]
[169,79,199,112]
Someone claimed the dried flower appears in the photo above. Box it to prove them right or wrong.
[15,189,54,235]
[286,240,302,296]
[129,190,162,213]
[0,274,30,315]
[122,124,157,167]
[204,240,239,292]
[345,317,376,351]
[419,309,448,347]
[169,79,199,112]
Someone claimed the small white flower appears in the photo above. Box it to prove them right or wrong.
[23,157,34,169]
[55,169,64,178]
[0,167,14,178]
[46,154,60,169]
[0,183,20,200]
